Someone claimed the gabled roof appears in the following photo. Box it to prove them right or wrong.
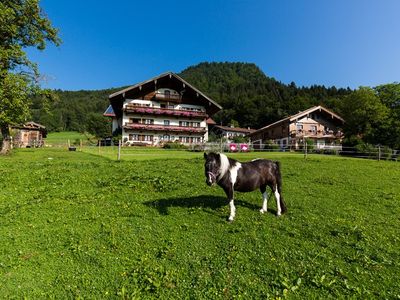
[103,105,115,117]
[109,71,222,116]
[24,121,46,129]
[289,106,344,123]
[249,105,344,136]
[13,121,46,130]
[206,118,217,125]
[213,125,256,134]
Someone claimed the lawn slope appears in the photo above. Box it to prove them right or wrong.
[0,149,399,298]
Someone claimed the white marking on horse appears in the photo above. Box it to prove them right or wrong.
[274,184,282,216]
[228,199,236,221]
[260,191,268,214]
[227,161,242,221]
[229,162,242,188]
[218,153,230,181]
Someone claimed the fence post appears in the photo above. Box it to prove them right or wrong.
[304,139,308,159]
[117,140,121,161]
[378,145,381,161]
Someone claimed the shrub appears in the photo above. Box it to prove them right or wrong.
[355,143,378,159]
[381,146,393,160]
[163,142,188,150]
[263,140,280,151]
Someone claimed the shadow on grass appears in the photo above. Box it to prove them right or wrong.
[145,194,273,217]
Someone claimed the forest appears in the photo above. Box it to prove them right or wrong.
[30,62,400,149]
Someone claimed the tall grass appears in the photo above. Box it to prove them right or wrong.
[0,148,399,298]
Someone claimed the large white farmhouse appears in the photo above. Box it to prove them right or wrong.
[106,72,222,145]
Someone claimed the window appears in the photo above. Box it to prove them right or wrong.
[179,121,190,127]
[133,103,150,107]
[310,125,317,133]
[143,135,153,141]
[129,118,140,124]
[129,134,138,141]
[164,120,170,126]
[297,123,303,130]
[179,136,190,143]
[192,137,202,143]
[144,119,154,125]
[179,121,200,127]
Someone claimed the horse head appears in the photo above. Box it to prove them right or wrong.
[204,152,220,186]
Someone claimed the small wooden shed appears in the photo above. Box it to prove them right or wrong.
[12,122,47,148]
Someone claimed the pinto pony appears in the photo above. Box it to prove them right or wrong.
[204,152,287,221]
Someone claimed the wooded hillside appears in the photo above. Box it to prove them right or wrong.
[32,62,351,132]
[179,62,351,128]
[30,62,400,148]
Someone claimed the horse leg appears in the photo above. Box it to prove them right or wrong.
[272,184,282,216]
[259,185,268,214]
[224,187,235,221]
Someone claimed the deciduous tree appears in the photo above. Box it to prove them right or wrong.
[0,0,60,154]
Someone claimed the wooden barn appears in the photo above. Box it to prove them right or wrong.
[12,122,47,148]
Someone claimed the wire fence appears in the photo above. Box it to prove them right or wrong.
[38,138,399,162]
[100,141,400,161]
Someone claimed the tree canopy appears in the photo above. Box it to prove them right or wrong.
[0,0,60,154]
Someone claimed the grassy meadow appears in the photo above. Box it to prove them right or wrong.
[45,131,95,147]
[0,148,399,298]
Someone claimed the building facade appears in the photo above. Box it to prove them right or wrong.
[249,106,344,150]
[108,72,222,146]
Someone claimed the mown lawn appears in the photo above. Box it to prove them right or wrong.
[0,148,399,298]
[45,131,95,147]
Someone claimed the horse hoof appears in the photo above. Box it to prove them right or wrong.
[228,216,235,222]
[260,209,266,214]
[276,212,281,217]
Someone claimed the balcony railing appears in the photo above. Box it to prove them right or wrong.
[124,105,207,118]
[290,130,343,138]
[154,92,181,102]
[124,122,207,134]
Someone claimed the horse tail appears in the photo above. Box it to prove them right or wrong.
[275,161,287,214]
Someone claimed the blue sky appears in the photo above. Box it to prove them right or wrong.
[27,0,400,91]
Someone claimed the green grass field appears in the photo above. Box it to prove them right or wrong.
[0,148,399,298]
[45,131,95,147]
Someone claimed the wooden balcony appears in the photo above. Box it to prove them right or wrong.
[153,92,181,101]
[124,105,207,118]
[124,122,207,134]
[290,130,343,139]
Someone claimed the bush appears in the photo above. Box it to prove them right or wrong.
[355,143,378,159]
[263,140,280,151]
[112,134,122,145]
[163,142,188,150]
[381,146,393,160]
